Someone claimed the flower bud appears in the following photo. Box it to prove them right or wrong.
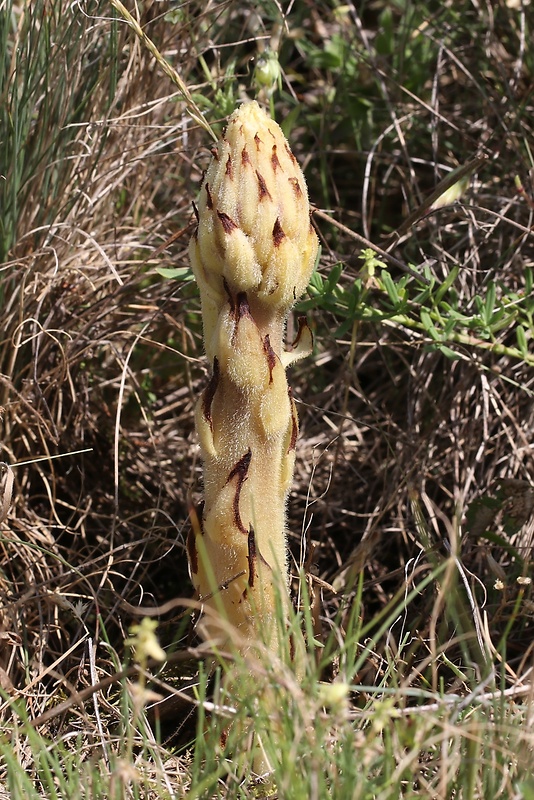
[190,101,318,336]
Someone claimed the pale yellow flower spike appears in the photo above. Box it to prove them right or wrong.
[188,102,318,664]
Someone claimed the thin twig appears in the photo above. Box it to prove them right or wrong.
[383,155,489,244]
[88,637,109,766]
[0,463,14,523]
[349,679,533,718]
[108,0,217,142]
[312,207,430,284]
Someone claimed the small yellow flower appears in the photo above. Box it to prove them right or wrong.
[317,681,350,711]
[125,617,166,664]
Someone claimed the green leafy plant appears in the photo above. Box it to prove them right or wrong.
[300,260,534,367]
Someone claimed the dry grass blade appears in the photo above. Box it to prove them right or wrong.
[313,205,429,282]
[108,0,217,141]
[0,464,14,523]
[384,154,490,243]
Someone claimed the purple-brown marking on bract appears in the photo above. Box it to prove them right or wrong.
[226,449,252,535]
[289,630,296,662]
[254,132,262,150]
[210,146,219,160]
[217,210,238,234]
[186,528,198,575]
[202,356,220,431]
[246,526,257,588]
[288,176,302,197]
[186,500,204,576]
[241,147,251,166]
[272,217,286,247]
[236,291,252,321]
[205,183,213,210]
[291,317,310,350]
[271,145,281,171]
[263,335,277,383]
[256,171,272,201]
[284,143,297,164]
[225,154,233,179]
[231,292,254,348]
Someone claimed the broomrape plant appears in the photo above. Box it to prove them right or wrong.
[187,102,318,667]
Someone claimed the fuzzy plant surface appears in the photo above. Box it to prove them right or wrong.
[187,101,318,660]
